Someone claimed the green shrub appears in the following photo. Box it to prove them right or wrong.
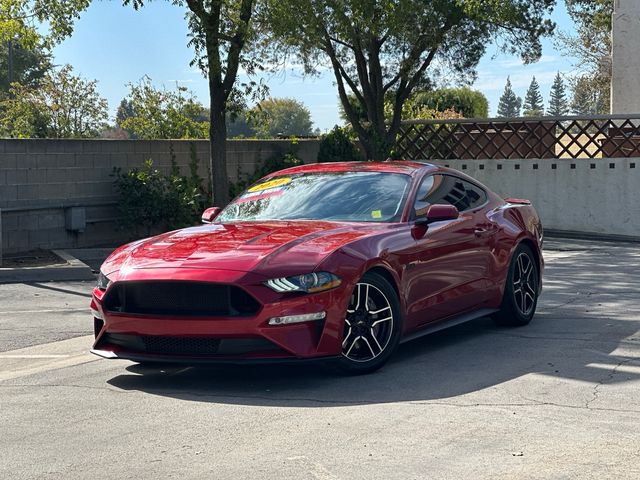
[411,87,489,118]
[113,150,205,238]
[230,145,302,199]
[317,126,363,163]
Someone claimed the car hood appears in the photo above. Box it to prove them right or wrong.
[102,220,388,277]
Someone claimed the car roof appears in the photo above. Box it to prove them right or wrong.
[270,161,436,177]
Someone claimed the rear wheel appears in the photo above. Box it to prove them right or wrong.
[336,271,402,375]
[493,243,539,326]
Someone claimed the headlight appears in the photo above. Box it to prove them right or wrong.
[264,272,341,293]
[97,271,112,290]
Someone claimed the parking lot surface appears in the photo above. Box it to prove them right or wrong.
[1,238,639,479]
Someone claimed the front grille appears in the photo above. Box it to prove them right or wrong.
[99,333,282,356]
[103,281,260,317]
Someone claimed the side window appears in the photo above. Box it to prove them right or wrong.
[412,174,486,217]
[461,181,487,210]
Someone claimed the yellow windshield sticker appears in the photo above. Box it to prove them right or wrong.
[371,210,382,219]
[248,177,292,193]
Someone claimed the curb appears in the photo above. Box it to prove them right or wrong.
[0,249,95,284]
[544,229,640,244]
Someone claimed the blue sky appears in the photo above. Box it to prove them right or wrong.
[53,1,578,131]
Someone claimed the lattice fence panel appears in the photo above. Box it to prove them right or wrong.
[395,116,640,160]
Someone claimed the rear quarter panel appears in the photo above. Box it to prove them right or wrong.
[486,202,544,307]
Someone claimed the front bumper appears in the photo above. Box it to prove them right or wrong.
[90,348,339,365]
[91,276,351,363]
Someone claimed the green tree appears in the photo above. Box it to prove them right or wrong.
[115,98,137,138]
[250,98,313,137]
[339,89,468,124]
[117,77,209,139]
[0,43,51,94]
[227,111,256,138]
[523,76,544,116]
[116,98,135,124]
[558,0,611,113]
[1,0,90,49]
[0,64,108,138]
[547,72,568,116]
[125,0,263,207]
[571,75,607,115]
[497,77,522,117]
[412,87,488,118]
[266,0,554,160]
[562,0,611,70]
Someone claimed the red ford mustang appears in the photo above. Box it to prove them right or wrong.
[90,161,543,374]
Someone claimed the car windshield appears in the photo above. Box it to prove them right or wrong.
[217,171,411,223]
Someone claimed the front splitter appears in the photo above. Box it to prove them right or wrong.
[90,348,339,366]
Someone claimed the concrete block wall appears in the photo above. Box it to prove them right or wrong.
[435,158,640,239]
[0,139,320,254]
[2,138,637,255]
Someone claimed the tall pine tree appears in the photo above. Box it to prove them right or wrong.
[570,75,608,115]
[547,72,568,116]
[570,76,606,115]
[523,76,544,116]
[497,77,522,118]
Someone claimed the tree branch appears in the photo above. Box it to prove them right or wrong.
[184,0,207,20]
[321,38,367,140]
[328,35,355,50]
[319,28,366,108]
[222,0,254,95]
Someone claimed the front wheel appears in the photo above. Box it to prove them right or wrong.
[493,243,540,327]
[336,271,402,375]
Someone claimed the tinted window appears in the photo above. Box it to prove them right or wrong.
[217,172,411,223]
[413,174,486,217]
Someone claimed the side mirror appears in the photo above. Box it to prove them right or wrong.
[415,204,459,226]
[201,207,222,224]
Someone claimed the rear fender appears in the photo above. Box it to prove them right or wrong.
[487,203,543,304]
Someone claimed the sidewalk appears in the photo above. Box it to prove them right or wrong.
[0,247,116,284]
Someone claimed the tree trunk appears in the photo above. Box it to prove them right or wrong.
[357,124,393,161]
[209,90,230,207]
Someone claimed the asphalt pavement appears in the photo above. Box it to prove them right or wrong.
[0,238,639,479]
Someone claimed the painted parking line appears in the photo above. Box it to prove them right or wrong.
[0,335,97,382]
[0,308,89,315]
[0,354,72,359]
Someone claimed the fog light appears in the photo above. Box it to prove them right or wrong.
[268,311,326,326]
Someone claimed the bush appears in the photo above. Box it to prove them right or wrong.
[113,148,205,238]
[230,145,303,199]
[412,87,489,118]
[317,126,363,163]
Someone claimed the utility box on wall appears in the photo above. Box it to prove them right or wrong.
[65,207,86,232]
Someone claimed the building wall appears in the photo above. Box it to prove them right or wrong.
[0,139,320,255]
[612,0,640,114]
[436,158,639,239]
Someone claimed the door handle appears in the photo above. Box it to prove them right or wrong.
[474,227,497,237]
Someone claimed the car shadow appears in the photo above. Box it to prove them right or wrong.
[106,313,640,407]
[106,241,640,407]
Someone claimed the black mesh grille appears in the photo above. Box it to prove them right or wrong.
[103,281,260,317]
[99,333,282,356]
[143,336,221,355]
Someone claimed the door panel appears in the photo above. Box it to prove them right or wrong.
[403,174,494,330]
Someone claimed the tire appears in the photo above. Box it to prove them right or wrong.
[336,271,402,375]
[493,243,540,327]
